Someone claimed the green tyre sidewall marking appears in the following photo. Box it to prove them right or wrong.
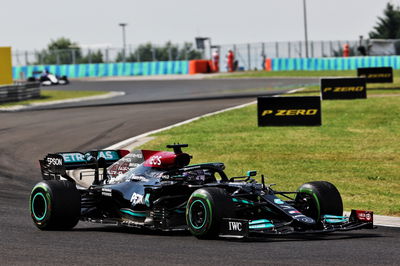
[31,192,47,221]
[298,188,321,221]
[186,192,213,236]
[30,183,52,227]
[188,200,207,230]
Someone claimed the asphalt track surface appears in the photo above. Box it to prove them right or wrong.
[38,77,318,109]
[1,79,399,265]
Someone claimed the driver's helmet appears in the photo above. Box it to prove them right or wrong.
[183,169,214,184]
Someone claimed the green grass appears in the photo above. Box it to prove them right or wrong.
[214,70,357,78]
[139,97,400,216]
[215,69,400,79]
[0,90,108,107]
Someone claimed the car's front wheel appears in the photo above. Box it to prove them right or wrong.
[295,181,343,222]
[186,187,235,239]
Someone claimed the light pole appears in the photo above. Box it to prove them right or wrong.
[119,23,127,62]
[303,0,309,58]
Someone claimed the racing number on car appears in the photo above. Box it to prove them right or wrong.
[149,156,162,166]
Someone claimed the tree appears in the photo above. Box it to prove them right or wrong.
[369,3,400,39]
[116,41,202,62]
[79,50,104,64]
[35,37,83,65]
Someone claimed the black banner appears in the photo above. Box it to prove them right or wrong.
[320,78,367,100]
[257,96,321,126]
[357,67,393,83]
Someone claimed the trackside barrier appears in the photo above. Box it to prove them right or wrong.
[189,60,213,74]
[0,82,40,104]
[12,61,189,80]
[264,56,400,71]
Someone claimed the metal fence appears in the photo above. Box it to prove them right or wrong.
[217,40,359,71]
[12,40,361,71]
[12,43,197,66]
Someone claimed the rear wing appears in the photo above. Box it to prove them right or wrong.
[39,150,129,183]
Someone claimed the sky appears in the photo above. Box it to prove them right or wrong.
[1,0,398,51]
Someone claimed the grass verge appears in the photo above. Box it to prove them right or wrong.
[214,70,357,78]
[0,90,108,107]
[139,97,400,216]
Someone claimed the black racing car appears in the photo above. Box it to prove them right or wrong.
[30,144,374,239]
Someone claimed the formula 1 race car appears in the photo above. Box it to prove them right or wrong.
[27,70,69,86]
[30,144,374,239]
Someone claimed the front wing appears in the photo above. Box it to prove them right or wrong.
[218,210,375,239]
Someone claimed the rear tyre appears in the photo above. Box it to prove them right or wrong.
[186,187,234,239]
[295,181,343,221]
[30,180,81,230]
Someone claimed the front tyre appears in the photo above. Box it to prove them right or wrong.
[295,181,343,222]
[30,180,81,230]
[186,187,234,239]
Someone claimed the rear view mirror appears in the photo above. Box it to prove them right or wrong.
[246,170,257,177]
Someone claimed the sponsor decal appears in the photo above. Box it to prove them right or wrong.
[130,153,143,159]
[289,210,301,214]
[102,188,112,197]
[219,218,249,237]
[46,157,62,166]
[355,210,373,222]
[96,151,119,160]
[323,86,364,92]
[300,217,315,224]
[108,161,130,176]
[321,78,367,100]
[357,67,393,83]
[130,193,144,205]
[148,155,162,166]
[261,109,318,116]
[61,151,119,163]
[258,96,321,126]
[228,221,243,231]
[62,153,86,163]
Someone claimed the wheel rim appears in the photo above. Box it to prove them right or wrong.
[32,192,47,221]
[297,193,319,220]
[189,200,207,229]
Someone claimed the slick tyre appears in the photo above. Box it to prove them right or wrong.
[295,181,343,221]
[186,187,235,239]
[30,180,81,230]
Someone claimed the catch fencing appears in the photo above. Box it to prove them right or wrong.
[12,40,360,72]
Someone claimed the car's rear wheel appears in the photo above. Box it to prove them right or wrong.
[186,187,234,239]
[30,180,81,230]
[295,181,343,222]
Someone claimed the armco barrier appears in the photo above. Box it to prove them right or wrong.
[12,61,189,80]
[0,82,40,104]
[265,56,400,71]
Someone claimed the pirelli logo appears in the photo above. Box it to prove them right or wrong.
[359,73,391,78]
[321,78,367,100]
[357,67,393,83]
[323,86,364,92]
[258,96,321,126]
[261,109,318,116]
